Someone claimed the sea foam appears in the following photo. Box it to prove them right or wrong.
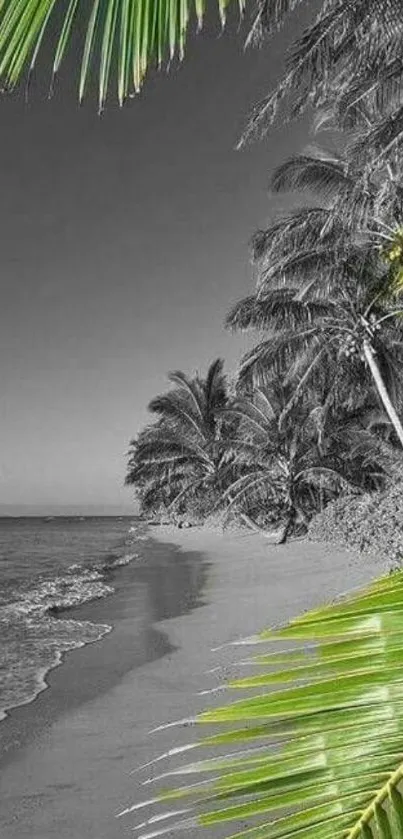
[0,518,142,722]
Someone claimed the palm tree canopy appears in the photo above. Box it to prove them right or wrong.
[126,358,230,513]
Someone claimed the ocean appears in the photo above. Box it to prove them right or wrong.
[0,516,143,722]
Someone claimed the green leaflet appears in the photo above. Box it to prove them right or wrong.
[125,571,403,839]
[360,827,374,839]
[375,803,393,839]
[389,788,403,833]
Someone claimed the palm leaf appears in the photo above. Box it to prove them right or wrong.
[237,328,318,383]
[351,104,403,168]
[120,569,403,839]
[245,0,307,47]
[250,209,344,265]
[226,293,332,333]
[0,0,246,107]
[270,154,351,199]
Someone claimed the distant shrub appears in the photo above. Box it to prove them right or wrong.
[308,474,403,563]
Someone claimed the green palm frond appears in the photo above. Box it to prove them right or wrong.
[120,569,403,839]
[0,0,246,109]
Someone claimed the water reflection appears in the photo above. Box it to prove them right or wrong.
[137,538,209,621]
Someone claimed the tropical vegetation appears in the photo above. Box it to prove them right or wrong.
[7,0,403,834]
[127,138,403,537]
[123,4,403,832]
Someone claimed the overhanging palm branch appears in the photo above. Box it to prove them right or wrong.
[119,569,403,838]
[0,0,247,109]
[2,0,402,118]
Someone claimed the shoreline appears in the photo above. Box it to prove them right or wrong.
[0,519,146,727]
[0,534,209,767]
[0,624,113,725]
[0,528,389,839]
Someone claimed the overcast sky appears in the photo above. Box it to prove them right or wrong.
[0,6,314,513]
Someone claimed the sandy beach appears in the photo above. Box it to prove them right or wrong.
[0,527,389,839]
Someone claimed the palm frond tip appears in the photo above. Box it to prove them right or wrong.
[125,569,403,838]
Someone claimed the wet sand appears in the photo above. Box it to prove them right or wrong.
[0,528,388,838]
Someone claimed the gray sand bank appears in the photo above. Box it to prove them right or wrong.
[0,528,388,839]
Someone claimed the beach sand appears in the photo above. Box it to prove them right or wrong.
[0,528,389,838]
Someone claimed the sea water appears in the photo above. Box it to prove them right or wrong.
[0,516,142,721]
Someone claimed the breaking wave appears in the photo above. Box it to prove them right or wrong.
[0,521,142,721]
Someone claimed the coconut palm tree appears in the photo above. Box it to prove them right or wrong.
[226,141,403,443]
[228,281,403,447]
[221,378,388,542]
[118,568,403,838]
[126,358,233,517]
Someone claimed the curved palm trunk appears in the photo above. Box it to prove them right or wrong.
[363,339,403,448]
[229,507,285,544]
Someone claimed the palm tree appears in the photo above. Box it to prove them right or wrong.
[221,378,387,542]
[228,282,403,447]
[226,142,403,443]
[118,568,403,837]
[126,358,232,517]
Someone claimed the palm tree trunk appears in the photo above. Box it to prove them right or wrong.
[235,512,286,544]
[363,339,403,448]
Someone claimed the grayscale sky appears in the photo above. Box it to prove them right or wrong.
[0,6,314,514]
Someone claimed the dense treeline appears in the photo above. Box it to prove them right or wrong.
[126,0,403,542]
